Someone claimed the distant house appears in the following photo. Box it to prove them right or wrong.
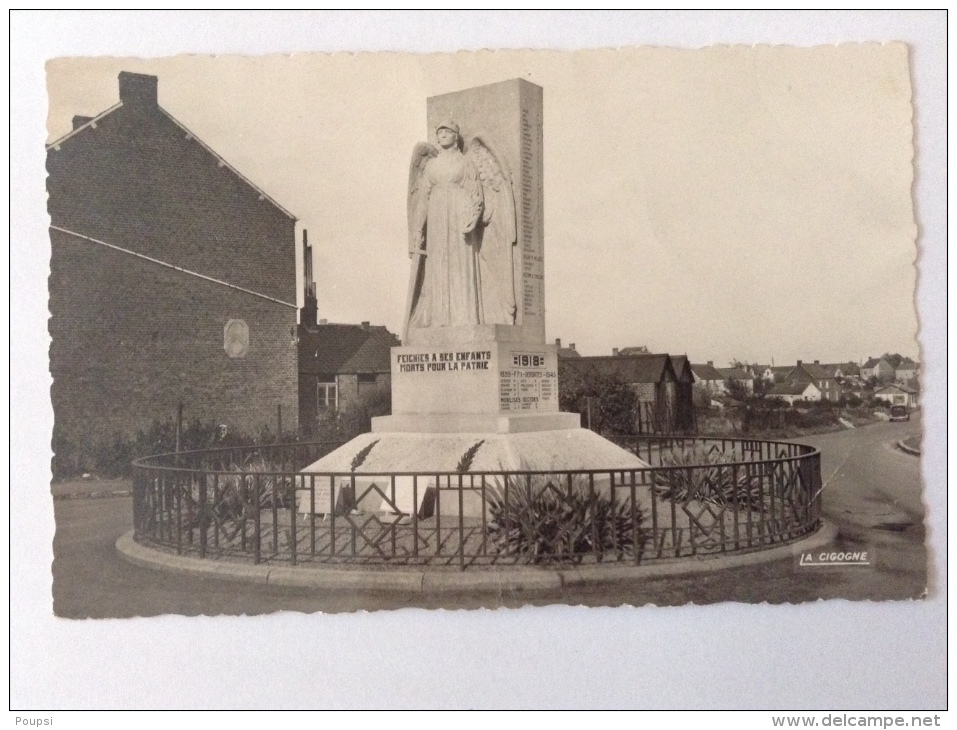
[297,321,398,432]
[690,361,727,394]
[554,338,581,359]
[768,381,822,405]
[717,366,754,394]
[826,362,861,380]
[770,366,796,383]
[47,70,299,468]
[787,361,842,403]
[298,252,399,432]
[560,353,694,434]
[861,357,895,383]
[874,383,919,409]
[749,364,774,382]
[613,346,649,356]
[895,358,919,383]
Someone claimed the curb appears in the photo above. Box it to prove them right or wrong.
[897,440,921,457]
[116,520,839,593]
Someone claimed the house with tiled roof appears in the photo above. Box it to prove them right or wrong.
[554,338,581,359]
[560,353,694,433]
[823,362,861,380]
[874,383,919,409]
[895,358,919,383]
[861,357,895,383]
[690,361,727,394]
[787,361,842,402]
[47,71,299,469]
[613,346,649,356]
[717,366,754,394]
[768,381,822,405]
[749,364,774,382]
[297,318,399,433]
[770,366,797,383]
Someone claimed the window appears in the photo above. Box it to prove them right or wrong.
[317,381,338,411]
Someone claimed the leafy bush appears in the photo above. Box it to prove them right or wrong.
[485,477,643,563]
[652,446,764,510]
[558,363,640,436]
[52,417,299,480]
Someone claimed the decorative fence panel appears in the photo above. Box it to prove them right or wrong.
[132,436,822,568]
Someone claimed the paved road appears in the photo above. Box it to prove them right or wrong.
[52,421,927,616]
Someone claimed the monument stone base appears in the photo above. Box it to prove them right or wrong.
[299,427,650,518]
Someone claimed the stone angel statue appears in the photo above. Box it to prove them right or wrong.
[402,119,517,339]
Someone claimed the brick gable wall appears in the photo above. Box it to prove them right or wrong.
[47,100,298,459]
[47,105,294,302]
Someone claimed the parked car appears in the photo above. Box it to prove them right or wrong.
[889,405,910,422]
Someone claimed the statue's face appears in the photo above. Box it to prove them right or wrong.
[436,127,458,148]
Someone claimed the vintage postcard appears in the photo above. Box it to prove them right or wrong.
[45,45,926,614]
[19,23,945,708]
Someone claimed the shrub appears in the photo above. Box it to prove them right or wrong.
[485,476,643,563]
[653,446,764,510]
[186,455,295,539]
[52,417,297,480]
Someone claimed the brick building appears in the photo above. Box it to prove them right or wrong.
[47,71,299,469]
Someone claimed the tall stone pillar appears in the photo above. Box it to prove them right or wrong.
[378,79,579,434]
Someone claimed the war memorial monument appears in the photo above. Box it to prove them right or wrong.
[299,79,647,517]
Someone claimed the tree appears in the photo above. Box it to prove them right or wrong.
[725,378,750,403]
[559,363,640,435]
[752,376,773,399]
[881,353,905,369]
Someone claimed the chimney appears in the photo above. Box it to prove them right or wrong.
[300,229,317,328]
[707,360,713,367]
[319,319,328,325]
[814,360,820,365]
[72,115,94,130]
[555,338,561,348]
[797,360,802,367]
[569,343,576,352]
[361,321,370,329]
[612,348,619,356]
[118,71,158,108]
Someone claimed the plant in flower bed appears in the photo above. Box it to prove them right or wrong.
[181,456,295,538]
[652,446,766,511]
[485,476,644,563]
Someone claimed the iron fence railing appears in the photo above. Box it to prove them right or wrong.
[131,436,822,568]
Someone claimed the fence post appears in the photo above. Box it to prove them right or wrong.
[175,402,183,454]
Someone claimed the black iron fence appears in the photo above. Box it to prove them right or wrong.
[132,436,822,568]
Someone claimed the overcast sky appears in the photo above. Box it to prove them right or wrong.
[46,44,918,366]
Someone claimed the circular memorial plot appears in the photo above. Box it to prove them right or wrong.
[130,436,822,569]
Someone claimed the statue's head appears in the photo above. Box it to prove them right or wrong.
[435,118,460,136]
[435,118,461,149]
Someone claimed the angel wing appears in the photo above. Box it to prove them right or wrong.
[466,135,518,324]
[403,142,437,340]
[408,142,438,253]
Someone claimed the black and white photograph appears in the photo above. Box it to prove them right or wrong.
[12,10,946,712]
